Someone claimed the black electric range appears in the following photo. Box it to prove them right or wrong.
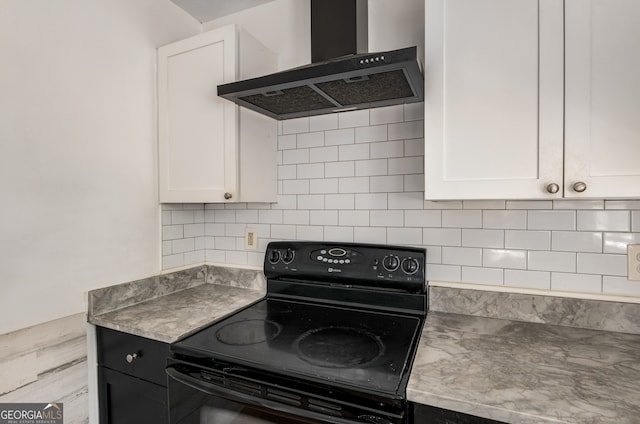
[167,241,427,424]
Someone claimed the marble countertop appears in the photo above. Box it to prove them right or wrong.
[407,311,640,424]
[89,284,264,343]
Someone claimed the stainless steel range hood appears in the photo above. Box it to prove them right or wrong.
[217,0,423,120]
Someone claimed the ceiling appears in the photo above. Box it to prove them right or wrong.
[171,0,277,23]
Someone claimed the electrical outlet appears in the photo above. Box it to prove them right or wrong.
[245,228,257,251]
[628,244,640,281]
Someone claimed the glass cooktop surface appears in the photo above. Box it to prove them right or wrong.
[174,297,423,395]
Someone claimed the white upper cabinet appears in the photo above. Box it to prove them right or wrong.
[425,0,640,200]
[158,25,277,203]
[564,0,640,198]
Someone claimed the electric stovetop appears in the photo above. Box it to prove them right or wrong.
[173,296,423,396]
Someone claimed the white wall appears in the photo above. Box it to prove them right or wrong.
[0,0,201,335]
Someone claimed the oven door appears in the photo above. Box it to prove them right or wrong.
[166,365,402,424]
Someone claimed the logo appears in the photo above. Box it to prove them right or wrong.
[0,403,63,424]
[328,267,342,273]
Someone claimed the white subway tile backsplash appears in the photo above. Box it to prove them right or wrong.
[388,156,423,175]
[405,210,441,227]
[423,228,461,246]
[370,105,404,125]
[282,117,309,134]
[355,125,388,143]
[282,180,310,195]
[278,134,297,150]
[504,269,551,290]
[338,109,370,128]
[577,253,627,276]
[577,210,631,232]
[387,227,422,245]
[388,120,423,140]
[339,177,370,193]
[324,226,354,242]
[388,192,425,210]
[297,195,325,210]
[462,229,504,248]
[184,223,205,238]
[427,264,462,282]
[370,140,404,159]
[163,225,183,240]
[310,178,339,194]
[325,161,355,177]
[462,267,503,285]
[355,193,388,210]
[603,276,640,296]
[483,210,527,229]
[309,114,338,132]
[528,210,576,231]
[258,210,283,224]
[325,194,355,209]
[310,210,339,226]
[404,102,424,121]
[236,210,258,223]
[282,149,310,164]
[283,210,309,225]
[505,230,551,250]
[339,210,370,227]
[370,175,404,193]
[552,231,603,253]
[310,146,339,163]
[297,132,325,149]
[603,232,640,254]
[339,144,370,161]
[370,210,404,227]
[483,249,527,270]
[528,251,576,273]
[355,159,388,176]
[442,247,482,266]
[354,227,387,244]
[551,273,602,293]
[326,128,355,145]
[205,223,224,237]
[297,225,324,241]
[443,210,482,229]
[161,104,640,300]
[271,225,297,239]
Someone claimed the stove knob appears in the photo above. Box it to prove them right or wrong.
[267,250,280,264]
[382,255,400,272]
[282,249,295,264]
[401,258,420,275]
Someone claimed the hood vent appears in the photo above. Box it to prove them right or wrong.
[217,0,423,120]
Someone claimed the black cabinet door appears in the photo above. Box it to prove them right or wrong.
[412,403,507,424]
[98,366,168,424]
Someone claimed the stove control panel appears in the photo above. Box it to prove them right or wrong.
[264,241,426,293]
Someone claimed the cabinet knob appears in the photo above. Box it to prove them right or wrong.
[224,192,232,200]
[572,182,587,193]
[546,183,560,194]
[126,353,138,363]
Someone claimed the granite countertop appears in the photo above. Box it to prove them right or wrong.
[88,267,640,423]
[407,311,640,424]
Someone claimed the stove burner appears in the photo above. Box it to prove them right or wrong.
[294,326,385,368]
[216,319,282,345]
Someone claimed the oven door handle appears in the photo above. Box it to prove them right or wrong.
[166,366,396,424]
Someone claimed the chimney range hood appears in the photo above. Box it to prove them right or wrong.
[217,0,424,120]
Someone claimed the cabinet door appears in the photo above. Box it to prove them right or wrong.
[565,0,640,198]
[425,0,564,200]
[158,26,238,203]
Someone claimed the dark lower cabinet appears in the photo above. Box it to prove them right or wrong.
[412,402,507,424]
[97,326,170,424]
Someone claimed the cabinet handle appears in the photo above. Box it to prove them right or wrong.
[126,353,138,363]
[224,192,232,200]
[572,182,587,193]
[546,183,560,194]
